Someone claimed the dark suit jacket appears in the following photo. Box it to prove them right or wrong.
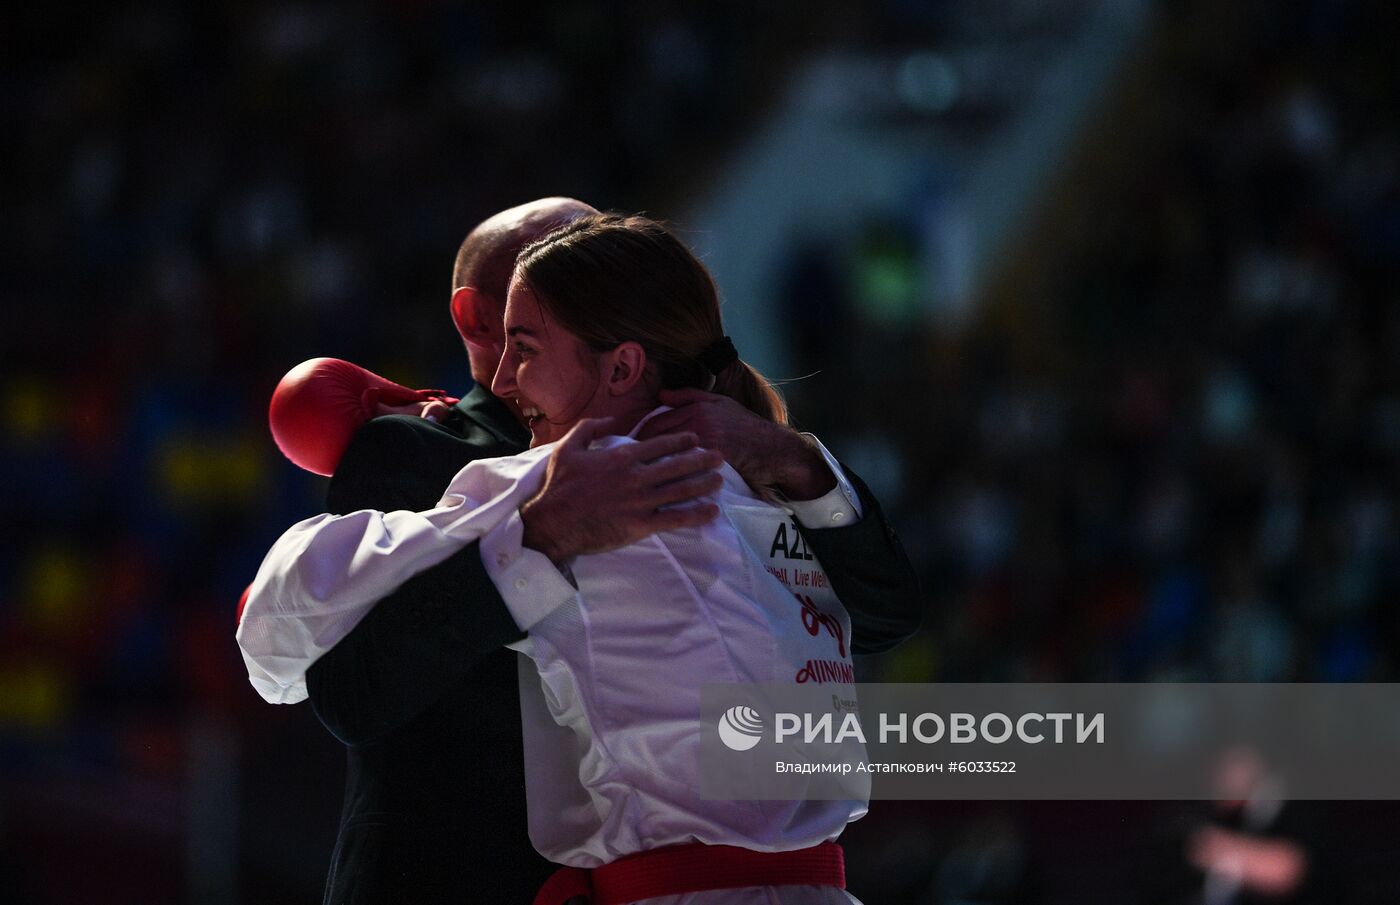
[308,384,921,904]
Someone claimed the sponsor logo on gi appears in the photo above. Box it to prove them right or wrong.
[717,705,765,751]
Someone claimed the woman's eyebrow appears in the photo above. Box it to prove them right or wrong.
[506,326,538,338]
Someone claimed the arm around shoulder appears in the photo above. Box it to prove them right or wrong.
[308,416,529,745]
[799,462,923,655]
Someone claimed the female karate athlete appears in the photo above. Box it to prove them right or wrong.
[238,214,866,904]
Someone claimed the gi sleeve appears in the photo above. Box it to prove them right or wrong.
[306,417,529,745]
[234,417,554,737]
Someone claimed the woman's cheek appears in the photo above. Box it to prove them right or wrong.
[517,360,545,401]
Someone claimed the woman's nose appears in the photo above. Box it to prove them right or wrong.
[491,348,518,398]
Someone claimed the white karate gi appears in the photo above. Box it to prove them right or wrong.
[237,410,867,904]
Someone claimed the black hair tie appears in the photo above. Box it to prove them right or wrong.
[697,335,738,375]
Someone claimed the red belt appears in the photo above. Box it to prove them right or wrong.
[532,841,845,905]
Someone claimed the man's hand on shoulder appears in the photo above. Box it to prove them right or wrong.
[375,398,453,423]
[639,388,837,501]
[521,418,724,564]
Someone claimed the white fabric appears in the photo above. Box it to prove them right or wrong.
[234,441,567,704]
[475,432,863,649]
[784,434,862,529]
[508,435,864,866]
[479,505,581,631]
[236,408,866,902]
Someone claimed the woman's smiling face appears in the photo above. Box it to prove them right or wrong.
[491,277,609,447]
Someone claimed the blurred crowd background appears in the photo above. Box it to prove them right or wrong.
[5,0,1400,902]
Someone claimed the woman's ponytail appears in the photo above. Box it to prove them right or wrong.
[517,213,790,427]
[712,360,788,426]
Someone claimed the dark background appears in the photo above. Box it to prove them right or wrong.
[4,1,1400,902]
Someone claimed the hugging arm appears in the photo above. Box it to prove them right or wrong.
[798,463,922,654]
[301,418,532,746]
[245,416,725,745]
[640,390,923,655]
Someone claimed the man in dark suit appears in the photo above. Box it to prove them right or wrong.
[305,197,922,903]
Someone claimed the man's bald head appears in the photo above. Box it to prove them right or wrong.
[451,197,597,388]
[453,197,598,302]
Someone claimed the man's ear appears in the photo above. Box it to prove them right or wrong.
[605,341,648,396]
[450,287,496,347]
